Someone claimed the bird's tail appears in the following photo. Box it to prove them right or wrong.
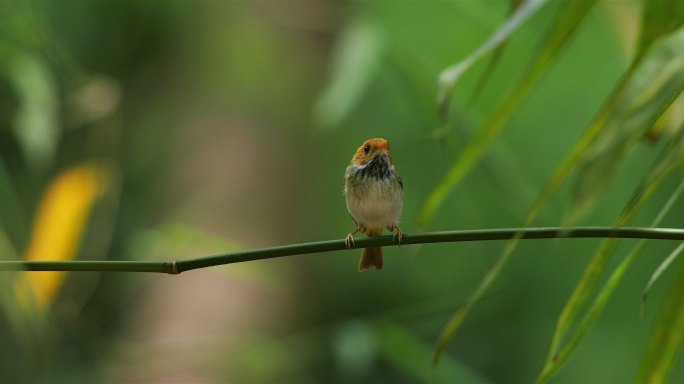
[359,229,383,272]
[359,246,383,271]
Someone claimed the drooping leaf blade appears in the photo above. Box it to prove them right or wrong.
[636,0,684,60]
[420,0,597,228]
[432,13,684,369]
[313,19,385,129]
[517,31,684,363]
[433,237,519,366]
[437,0,548,121]
[536,129,684,382]
[638,0,684,142]
[538,31,684,367]
[642,242,684,313]
[465,0,526,111]
[430,2,599,365]
[636,257,684,383]
[376,321,488,383]
[7,52,59,170]
[568,24,684,225]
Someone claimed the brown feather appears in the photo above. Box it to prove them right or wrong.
[359,246,383,271]
[359,228,383,272]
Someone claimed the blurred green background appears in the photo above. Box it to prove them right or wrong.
[1,1,684,382]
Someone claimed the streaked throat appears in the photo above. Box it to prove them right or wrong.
[356,154,393,181]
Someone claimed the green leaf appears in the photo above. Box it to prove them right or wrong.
[7,52,59,170]
[376,321,488,383]
[636,0,684,60]
[636,257,684,383]
[639,0,684,142]
[536,133,684,382]
[313,19,385,129]
[568,24,684,225]
[431,0,549,149]
[419,0,597,228]
[465,0,525,111]
[430,2,598,365]
[437,0,548,121]
[642,240,684,315]
[433,20,684,373]
[433,238,519,366]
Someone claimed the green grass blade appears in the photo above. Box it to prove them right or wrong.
[636,257,684,383]
[638,0,684,142]
[420,0,596,227]
[430,3,599,363]
[437,0,548,121]
[568,24,684,225]
[642,242,684,315]
[636,0,684,60]
[537,241,637,383]
[519,30,684,369]
[536,148,684,383]
[527,22,684,228]
[8,52,59,170]
[544,147,684,368]
[313,18,385,128]
[465,0,524,110]
[433,238,519,366]
[376,321,489,383]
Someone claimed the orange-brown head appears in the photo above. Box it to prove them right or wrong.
[351,138,392,166]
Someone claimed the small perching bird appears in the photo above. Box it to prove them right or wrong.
[344,138,403,271]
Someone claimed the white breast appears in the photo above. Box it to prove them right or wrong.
[345,178,403,230]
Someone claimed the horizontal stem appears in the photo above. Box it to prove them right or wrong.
[1,227,683,274]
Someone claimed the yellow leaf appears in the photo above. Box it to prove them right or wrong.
[18,163,109,308]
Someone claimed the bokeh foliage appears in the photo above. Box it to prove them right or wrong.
[1,1,684,382]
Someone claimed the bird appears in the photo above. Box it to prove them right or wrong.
[344,138,403,271]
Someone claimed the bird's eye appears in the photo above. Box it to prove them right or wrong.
[363,145,370,154]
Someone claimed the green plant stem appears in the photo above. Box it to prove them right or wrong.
[1,227,684,274]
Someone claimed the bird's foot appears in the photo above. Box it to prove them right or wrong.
[390,225,403,246]
[345,233,355,250]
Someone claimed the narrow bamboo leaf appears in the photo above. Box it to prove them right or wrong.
[437,0,548,121]
[433,238,518,366]
[636,0,684,60]
[8,52,59,170]
[520,25,684,234]
[545,136,684,366]
[466,0,525,110]
[643,101,674,143]
[420,0,597,227]
[313,19,384,129]
[433,0,545,147]
[375,322,488,383]
[445,0,527,152]
[430,3,598,364]
[636,258,684,383]
[642,242,684,315]
[568,24,684,225]
[536,140,684,382]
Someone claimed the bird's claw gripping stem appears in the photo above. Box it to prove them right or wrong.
[391,225,403,246]
[345,233,355,250]
[345,225,364,250]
